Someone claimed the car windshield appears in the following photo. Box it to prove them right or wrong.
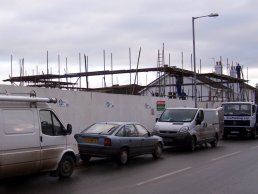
[223,104,251,116]
[81,123,119,135]
[159,109,197,122]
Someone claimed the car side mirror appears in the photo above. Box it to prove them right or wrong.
[156,118,159,122]
[66,124,72,135]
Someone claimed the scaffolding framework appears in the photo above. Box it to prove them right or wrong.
[3,65,252,101]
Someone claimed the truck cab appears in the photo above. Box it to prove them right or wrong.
[222,102,258,139]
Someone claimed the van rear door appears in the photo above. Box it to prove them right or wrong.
[0,108,41,178]
[39,109,67,171]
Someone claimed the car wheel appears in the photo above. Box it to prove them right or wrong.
[80,155,91,162]
[210,136,218,148]
[152,143,162,159]
[116,148,128,165]
[189,136,196,152]
[57,155,75,178]
[251,129,257,139]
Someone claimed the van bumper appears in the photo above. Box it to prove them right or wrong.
[158,132,192,147]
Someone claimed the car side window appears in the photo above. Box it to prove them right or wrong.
[135,124,148,137]
[40,110,64,136]
[116,127,125,137]
[124,124,138,137]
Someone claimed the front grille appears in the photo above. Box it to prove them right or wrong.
[224,120,250,126]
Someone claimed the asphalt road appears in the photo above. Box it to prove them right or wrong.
[2,138,258,194]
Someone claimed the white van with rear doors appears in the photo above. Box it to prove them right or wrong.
[0,93,78,179]
[153,108,221,151]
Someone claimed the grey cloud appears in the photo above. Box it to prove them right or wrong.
[1,0,258,86]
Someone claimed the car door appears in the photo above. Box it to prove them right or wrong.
[135,124,155,153]
[123,124,142,156]
[39,109,67,171]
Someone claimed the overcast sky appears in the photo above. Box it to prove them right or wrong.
[1,0,258,87]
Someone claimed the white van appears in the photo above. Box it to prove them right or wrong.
[0,93,78,179]
[153,108,221,151]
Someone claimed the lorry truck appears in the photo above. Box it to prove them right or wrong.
[222,101,258,139]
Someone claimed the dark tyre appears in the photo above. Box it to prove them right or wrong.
[210,136,218,148]
[116,148,128,165]
[80,155,91,162]
[152,143,162,159]
[57,155,75,178]
[189,136,196,152]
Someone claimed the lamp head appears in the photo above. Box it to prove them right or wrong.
[208,13,219,17]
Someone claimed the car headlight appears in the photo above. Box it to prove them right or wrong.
[179,126,189,133]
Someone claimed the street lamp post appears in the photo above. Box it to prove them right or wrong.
[192,13,219,108]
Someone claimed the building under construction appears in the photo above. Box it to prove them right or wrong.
[3,62,257,103]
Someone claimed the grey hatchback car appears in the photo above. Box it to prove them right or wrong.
[74,122,163,165]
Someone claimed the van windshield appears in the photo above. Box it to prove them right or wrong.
[223,104,251,116]
[159,109,197,122]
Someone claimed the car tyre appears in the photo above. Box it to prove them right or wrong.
[189,136,196,152]
[116,148,128,165]
[152,143,162,159]
[56,155,74,178]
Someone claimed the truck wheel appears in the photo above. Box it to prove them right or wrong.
[116,148,128,165]
[251,129,257,139]
[152,143,162,159]
[57,155,75,178]
[189,136,196,152]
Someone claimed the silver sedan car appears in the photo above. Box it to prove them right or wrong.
[74,122,163,165]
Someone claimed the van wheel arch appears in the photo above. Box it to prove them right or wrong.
[188,135,197,152]
[210,133,219,148]
[51,153,75,178]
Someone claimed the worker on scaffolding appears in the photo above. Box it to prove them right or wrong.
[176,74,183,97]
[236,63,241,79]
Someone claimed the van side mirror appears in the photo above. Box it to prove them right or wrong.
[66,124,72,135]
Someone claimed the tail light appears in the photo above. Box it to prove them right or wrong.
[104,138,112,146]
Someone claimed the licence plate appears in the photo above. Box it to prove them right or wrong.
[163,138,173,142]
[84,137,98,144]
